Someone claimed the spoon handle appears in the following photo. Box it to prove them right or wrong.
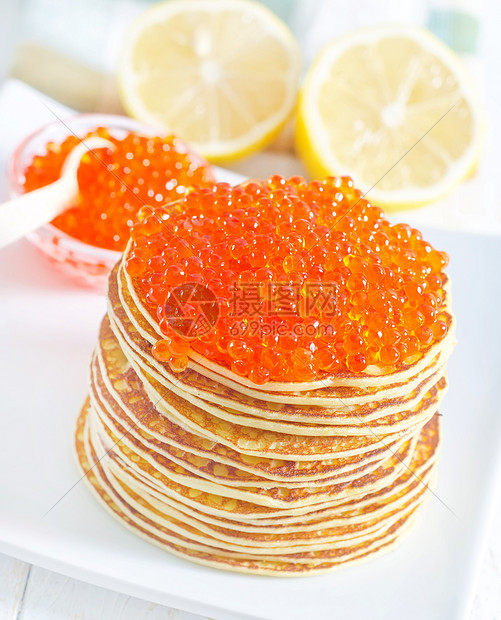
[0,178,75,249]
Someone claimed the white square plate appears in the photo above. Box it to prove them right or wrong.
[1,80,500,620]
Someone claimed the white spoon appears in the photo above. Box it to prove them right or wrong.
[0,137,114,249]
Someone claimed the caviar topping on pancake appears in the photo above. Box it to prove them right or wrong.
[124,176,452,384]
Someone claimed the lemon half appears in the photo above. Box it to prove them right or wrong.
[119,0,301,163]
[296,25,483,211]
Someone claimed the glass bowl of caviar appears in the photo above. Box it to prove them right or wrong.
[7,113,215,291]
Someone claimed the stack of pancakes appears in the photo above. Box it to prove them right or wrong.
[75,257,455,576]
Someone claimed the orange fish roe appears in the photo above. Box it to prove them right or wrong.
[125,175,451,382]
[22,127,215,251]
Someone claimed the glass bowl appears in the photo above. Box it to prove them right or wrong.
[7,113,164,292]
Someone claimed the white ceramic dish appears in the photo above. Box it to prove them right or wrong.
[0,227,500,620]
[1,79,501,620]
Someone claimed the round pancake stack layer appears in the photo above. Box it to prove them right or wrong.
[75,263,454,576]
[75,177,455,575]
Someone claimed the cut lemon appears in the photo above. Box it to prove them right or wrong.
[118,0,301,163]
[295,25,483,211]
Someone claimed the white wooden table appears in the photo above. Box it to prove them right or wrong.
[1,481,500,620]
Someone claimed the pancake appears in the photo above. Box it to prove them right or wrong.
[76,399,439,574]
[92,320,405,485]
[87,396,417,510]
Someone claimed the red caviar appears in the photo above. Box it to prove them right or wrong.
[125,175,451,382]
[22,127,215,251]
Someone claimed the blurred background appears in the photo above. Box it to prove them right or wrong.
[0,0,492,109]
[0,0,500,233]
